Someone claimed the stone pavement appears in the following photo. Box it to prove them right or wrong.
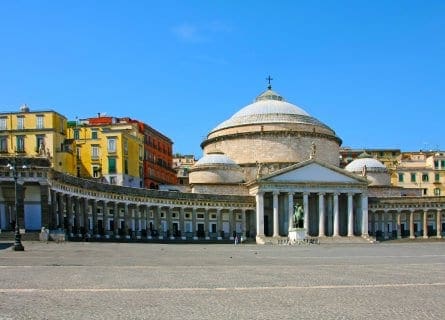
[0,241,444,320]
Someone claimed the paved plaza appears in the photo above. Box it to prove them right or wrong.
[0,241,444,320]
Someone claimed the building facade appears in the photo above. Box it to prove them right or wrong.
[137,121,176,189]
[68,116,144,188]
[0,87,444,243]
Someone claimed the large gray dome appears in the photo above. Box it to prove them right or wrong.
[201,86,342,172]
[209,88,333,134]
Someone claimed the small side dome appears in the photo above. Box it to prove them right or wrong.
[345,152,390,186]
[190,152,244,185]
[194,152,238,167]
[20,104,30,112]
[345,158,387,173]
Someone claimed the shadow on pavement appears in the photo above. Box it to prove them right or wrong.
[0,243,13,250]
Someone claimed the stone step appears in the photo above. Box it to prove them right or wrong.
[0,231,40,241]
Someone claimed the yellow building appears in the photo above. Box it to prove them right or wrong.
[0,105,75,174]
[394,151,445,197]
[67,116,144,187]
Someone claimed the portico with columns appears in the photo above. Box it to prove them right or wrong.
[248,159,369,243]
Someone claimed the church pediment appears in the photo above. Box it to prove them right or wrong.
[260,160,367,184]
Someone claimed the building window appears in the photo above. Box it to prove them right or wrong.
[16,135,25,152]
[17,117,24,130]
[36,115,44,129]
[74,129,79,140]
[423,189,428,196]
[197,213,204,219]
[422,173,429,182]
[398,173,404,183]
[91,131,98,139]
[442,160,445,169]
[0,117,7,130]
[108,157,116,174]
[435,173,440,182]
[434,188,441,196]
[92,165,101,178]
[107,138,116,153]
[410,173,416,182]
[36,135,45,153]
[434,160,439,169]
[91,145,99,159]
[124,159,128,174]
[0,136,7,152]
[109,176,117,185]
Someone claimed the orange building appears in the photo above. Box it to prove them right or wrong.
[134,120,177,188]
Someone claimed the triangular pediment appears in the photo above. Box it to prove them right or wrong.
[261,160,367,184]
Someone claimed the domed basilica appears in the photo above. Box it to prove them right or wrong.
[190,84,407,244]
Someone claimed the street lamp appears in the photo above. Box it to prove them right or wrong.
[6,159,26,251]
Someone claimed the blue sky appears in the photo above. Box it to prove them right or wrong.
[1,0,444,157]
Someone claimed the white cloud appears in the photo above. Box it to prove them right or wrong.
[172,23,203,42]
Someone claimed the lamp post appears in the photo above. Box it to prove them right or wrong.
[7,159,25,251]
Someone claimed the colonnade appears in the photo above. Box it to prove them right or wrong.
[369,209,443,239]
[255,190,369,238]
[50,190,251,240]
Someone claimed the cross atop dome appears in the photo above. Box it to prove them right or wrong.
[266,75,273,90]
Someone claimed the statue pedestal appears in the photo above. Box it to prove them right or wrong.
[288,228,307,242]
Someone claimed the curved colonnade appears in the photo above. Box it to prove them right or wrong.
[48,172,256,241]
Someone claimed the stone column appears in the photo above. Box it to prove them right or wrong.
[241,209,247,238]
[50,190,57,229]
[102,201,108,237]
[347,193,354,237]
[216,209,222,240]
[361,193,368,236]
[409,210,415,239]
[180,207,186,240]
[192,208,197,240]
[396,211,402,239]
[66,195,73,236]
[273,191,279,237]
[437,210,442,239]
[135,206,140,239]
[154,206,161,239]
[82,198,89,235]
[318,192,325,237]
[423,210,428,239]
[57,192,64,229]
[333,192,340,237]
[113,202,119,238]
[123,203,129,239]
[168,207,174,239]
[204,208,210,240]
[256,192,265,237]
[326,194,333,236]
[40,185,50,229]
[74,197,81,236]
[303,192,309,234]
[229,209,236,240]
[92,200,98,237]
[288,192,294,232]
[381,211,386,239]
